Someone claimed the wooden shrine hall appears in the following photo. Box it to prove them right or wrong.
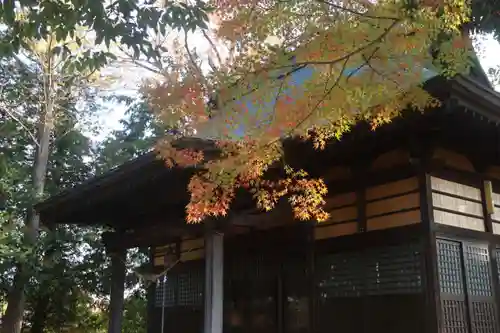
[36,73,500,333]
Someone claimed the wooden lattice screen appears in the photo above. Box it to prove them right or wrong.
[153,260,205,333]
[224,224,311,333]
[154,261,204,308]
[316,241,424,333]
[437,239,499,333]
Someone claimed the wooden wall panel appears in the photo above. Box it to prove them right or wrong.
[365,177,420,231]
[366,178,418,201]
[432,148,475,172]
[153,255,167,267]
[366,193,419,217]
[493,223,500,234]
[180,238,204,252]
[153,237,205,267]
[430,176,485,232]
[314,222,358,239]
[432,193,483,217]
[180,249,205,262]
[153,243,176,266]
[491,192,500,207]
[431,177,481,201]
[324,192,356,210]
[433,210,484,231]
[490,192,500,234]
[367,210,420,231]
[314,191,358,240]
[328,206,357,224]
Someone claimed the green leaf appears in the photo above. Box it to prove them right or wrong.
[2,0,15,24]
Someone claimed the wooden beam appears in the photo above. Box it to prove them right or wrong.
[419,172,440,333]
[351,164,367,233]
[103,223,205,250]
[315,223,423,254]
[146,248,156,333]
[203,230,224,333]
[306,222,316,333]
[108,248,126,333]
[228,204,292,228]
[407,133,440,333]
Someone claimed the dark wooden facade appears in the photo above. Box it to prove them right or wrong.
[36,74,500,333]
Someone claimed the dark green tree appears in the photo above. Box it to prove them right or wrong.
[95,95,163,173]
[0,0,210,63]
[0,67,156,331]
[0,49,106,331]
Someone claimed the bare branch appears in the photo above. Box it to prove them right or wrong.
[313,0,399,20]
[0,107,40,147]
[202,30,223,67]
[184,30,204,80]
[116,45,163,75]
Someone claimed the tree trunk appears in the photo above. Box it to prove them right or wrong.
[30,295,50,333]
[1,265,27,333]
[1,89,54,333]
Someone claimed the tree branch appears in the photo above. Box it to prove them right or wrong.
[0,107,40,147]
[202,30,223,68]
[116,45,163,75]
[184,30,204,80]
[313,0,399,20]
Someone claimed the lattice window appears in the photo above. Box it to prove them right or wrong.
[465,245,498,333]
[496,249,500,279]
[470,302,498,333]
[437,239,499,333]
[366,243,422,295]
[464,245,493,297]
[437,240,464,295]
[437,239,468,333]
[316,242,422,298]
[227,252,277,284]
[155,275,176,308]
[316,251,365,298]
[178,267,204,306]
[441,299,468,333]
[154,261,205,308]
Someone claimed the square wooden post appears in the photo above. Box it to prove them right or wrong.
[146,247,157,333]
[108,248,126,333]
[204,230,224,333]
[419,172,440,333]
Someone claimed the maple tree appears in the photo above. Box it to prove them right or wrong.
[144,0,472,224]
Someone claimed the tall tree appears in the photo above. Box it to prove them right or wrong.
[0,1,210,327]
[25,107,102,333]
[0,32,107,332]
[95,95,162,173]
[144,0,475,223]
[0,54,151,332]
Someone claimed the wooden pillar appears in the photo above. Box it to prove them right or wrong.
[307,222,316,333]
[146,247,157,333]
[204,230,224,333]
[419,172,440,333]
[480,178,500,330]
[108,248,126,333]
[354,166,367,233]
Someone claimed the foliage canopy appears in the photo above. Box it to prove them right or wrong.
[145,0,474,223]
[0,0,211,68]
